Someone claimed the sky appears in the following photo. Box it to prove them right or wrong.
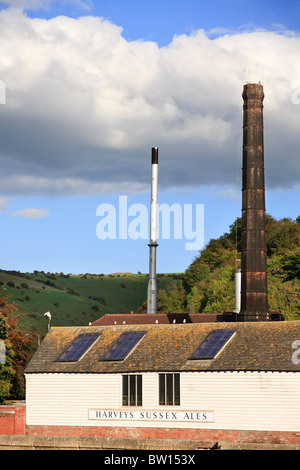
[0,0,299,275]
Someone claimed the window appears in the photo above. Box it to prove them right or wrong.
[100,331,146,361]
[159,373,180,406]
[189,329,236,360]
[55,333,101,362]
[122,375,142,406]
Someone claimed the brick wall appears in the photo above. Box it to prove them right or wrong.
[26,424,300,446]
[0,402,26,435]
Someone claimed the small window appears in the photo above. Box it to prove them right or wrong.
[100,331,146,362]
[122,375,142,406]
[189,329,236,360]
[159,373,180,406]
[55,333,101,362]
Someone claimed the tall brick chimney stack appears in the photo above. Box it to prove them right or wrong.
[238,83,269,322]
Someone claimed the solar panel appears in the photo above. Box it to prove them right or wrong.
[55,332,101,362]
[189,329,236,360]
[99,331,145,361]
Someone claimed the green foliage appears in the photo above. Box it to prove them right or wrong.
[186,281,209,314]
[183,259,210,292]
[268,251,300,282]
[218,217,242,253]
[266,217,299,256]
[282,250,300,281]
[268,278,300,321]
[201,266,236,313]
[157,282,186,313]
[198,239,237,271]
[0,312,8,340]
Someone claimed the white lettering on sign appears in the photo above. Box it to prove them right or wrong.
[88,409,214,422]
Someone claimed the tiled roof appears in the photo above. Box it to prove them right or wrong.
[91,312,234,325]
[25,321,300,374]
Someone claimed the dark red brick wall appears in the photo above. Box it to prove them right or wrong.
[0,403,26,435]
[26,424,300,445]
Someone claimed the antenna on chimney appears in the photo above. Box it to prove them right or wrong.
[147,147,159,314]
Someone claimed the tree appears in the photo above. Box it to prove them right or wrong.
[201,266,235,313]
[0,302,15,403]
[282,250,300,281]
[220,217,242,252]
[185,281,209,313]
[0,292,35,402]
[266,217,300,256]
[157,282,186,313]
[183,259,210,293]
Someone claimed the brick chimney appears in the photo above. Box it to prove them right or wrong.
[238,83,269,322]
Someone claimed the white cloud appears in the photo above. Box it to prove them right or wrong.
[0,0,48,8]
[0,0,91,11]
[0,8,299,197]
[0,196,10,213]
[210,188,241,201]
[11,208,49,218]
[0,175,147,196]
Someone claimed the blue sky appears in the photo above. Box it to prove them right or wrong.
[0,0,299,275]
[18,0,300,45]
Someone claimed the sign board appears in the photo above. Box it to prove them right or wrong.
[88,409,214,423]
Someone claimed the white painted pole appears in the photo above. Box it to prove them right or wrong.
[233,268,241,313]
[147,147,158,314]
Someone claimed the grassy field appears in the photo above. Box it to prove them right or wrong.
[0,269,182,338]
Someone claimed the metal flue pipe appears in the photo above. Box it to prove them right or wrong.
[233,268,241,314]
[147,147,159,314]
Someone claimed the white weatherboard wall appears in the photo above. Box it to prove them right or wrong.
[25,371,300,432]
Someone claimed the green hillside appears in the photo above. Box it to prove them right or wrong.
[0,270,182,337]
